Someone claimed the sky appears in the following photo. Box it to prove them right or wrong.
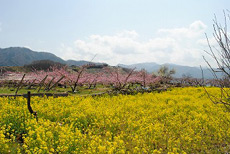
[0,0,229,67]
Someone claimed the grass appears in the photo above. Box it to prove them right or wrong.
[0,84,110,96]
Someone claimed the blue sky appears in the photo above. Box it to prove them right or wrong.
[0,0,229,66]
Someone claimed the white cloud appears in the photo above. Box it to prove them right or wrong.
[197,37,217,47]
[158,20,207,38]
[58,21,211,67]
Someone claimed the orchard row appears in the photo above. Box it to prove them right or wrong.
[0,66,228,94]
[0,67,162,93]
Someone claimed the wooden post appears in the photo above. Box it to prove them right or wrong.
[27,91,38,122]
[27,91,32,114]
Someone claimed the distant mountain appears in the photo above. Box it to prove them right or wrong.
[0,47,65,66]
[118,62,221,79]
[118,62,159,72]
[0,47,221,79]
[66,60,93,66]
[66,60,107,66]
[0,47,107,67]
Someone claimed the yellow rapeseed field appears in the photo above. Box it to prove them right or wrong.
[0,87,230,153]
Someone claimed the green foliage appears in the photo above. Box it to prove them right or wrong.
[156,65,176,78]
[24,60,66,71]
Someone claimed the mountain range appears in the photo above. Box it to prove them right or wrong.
[0,47,104,67]
[0,47,219,78]
[118,62,220,79]
[0,47,65,66]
